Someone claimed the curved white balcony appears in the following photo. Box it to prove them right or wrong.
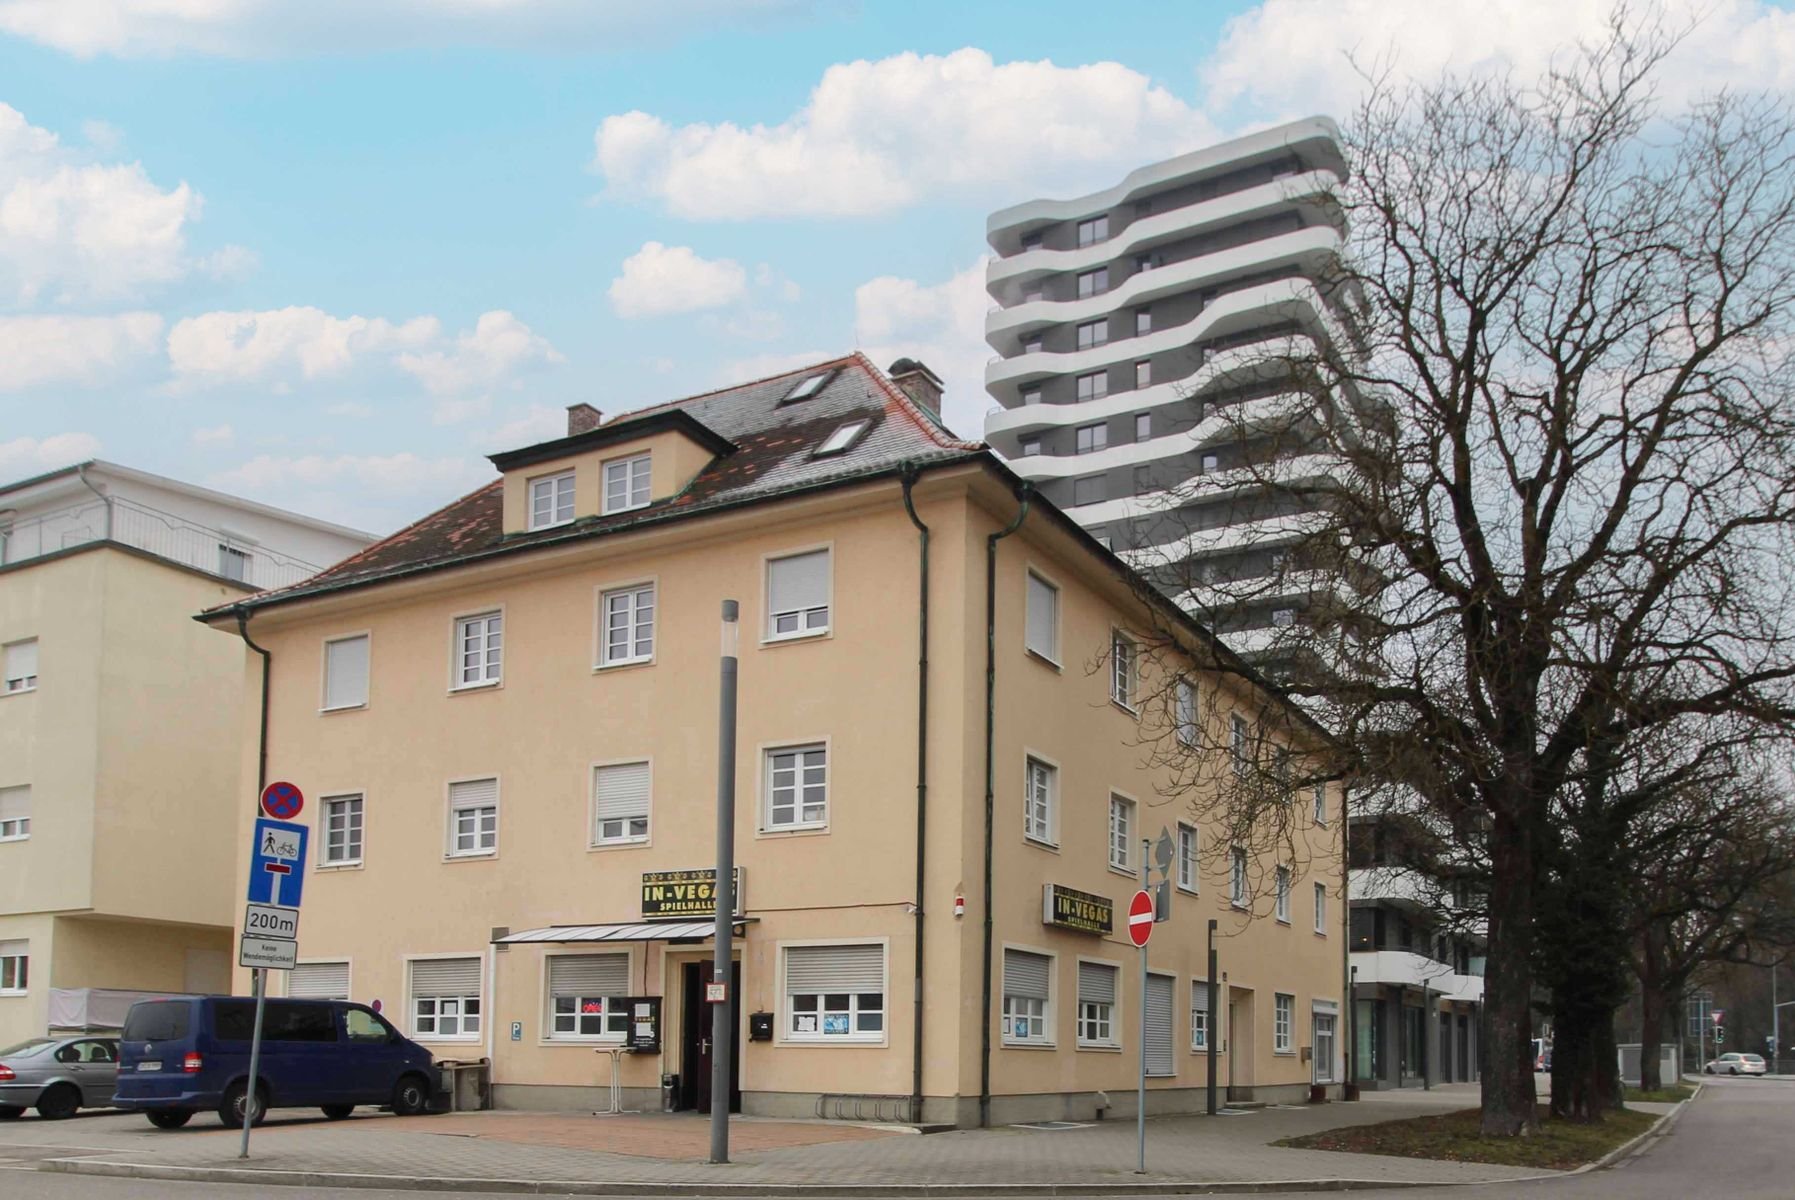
[988,116,1344,244]
[985,225,1342,352]
[986,277,1331,391]
[984,335,1317,441]
[1172,568,1354,616]
[986,169,1343,295]
[1008,435,1190,481]
[1117,510,1331,568]
[1348,950,1463,992]
[997,393,1311,473]
[1057,452,1346,528]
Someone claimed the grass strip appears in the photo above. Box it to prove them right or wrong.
[1275,1105,1657,1171]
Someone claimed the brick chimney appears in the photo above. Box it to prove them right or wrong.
[887,358,944,418]
[566,403,603,435]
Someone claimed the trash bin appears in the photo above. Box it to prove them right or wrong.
[435,1058,491,1112]
[661,1073,678,1112]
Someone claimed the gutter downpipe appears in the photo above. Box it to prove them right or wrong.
[979,483,1032,1129]
[76,463,113,540]
[234,610,271,797]
[900,466,931,1127]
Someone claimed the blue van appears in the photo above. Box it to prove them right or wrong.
[113,997,439,1128]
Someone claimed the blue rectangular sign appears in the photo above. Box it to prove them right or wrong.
[248,817,308,908]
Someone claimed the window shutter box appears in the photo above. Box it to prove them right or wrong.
[594,763,650,822]
[785,944,883,993]
[1145,974,1175,1075]
[1003,949,1050,1001]
[548,954,630,997]
[1078,961,1117,1006]
[289,961,350,1000]
[324,636,369,709]
[450,778,498,810]
[768,550,829,614]
[411,958,481,997]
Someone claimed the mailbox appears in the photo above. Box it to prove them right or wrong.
[749,1011,775,1042]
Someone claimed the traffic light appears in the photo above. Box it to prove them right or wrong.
[1716,1026,1726,1045]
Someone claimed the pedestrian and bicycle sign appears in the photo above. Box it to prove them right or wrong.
[248,817,307,908]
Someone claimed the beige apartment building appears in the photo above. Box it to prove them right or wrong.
[0,462,371,1047]
[203,356,1346,1126]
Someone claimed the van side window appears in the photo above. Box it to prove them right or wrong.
[345,1008,389,1043]
[123,1001,191,1042]
[263,1002,337,1042]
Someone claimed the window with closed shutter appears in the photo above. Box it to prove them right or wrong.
[1077,961,1118,1046]
[323,635,369,710]
[289,960,350,1000]
[0,785,29,841]
[1025,573,1058,662]
[547,953,630,1038]
[1145,974,1175,1075]
[448,778,498,856]
[0,939,26,992]
[593,762,650,844]
[410,957,482,1040]
[1002,949,1051,1044]
[767,549,830,638]
[784,944,885,1040]
[3,639,37,693]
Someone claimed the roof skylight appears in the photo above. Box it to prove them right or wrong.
[780,370,834,404]
[814,419,871,458]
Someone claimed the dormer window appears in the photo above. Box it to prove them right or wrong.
[813,419,870,458]
[780,370,835,404]
[529,471,575,530]
[603,454,652,514]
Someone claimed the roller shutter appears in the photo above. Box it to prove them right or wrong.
[288,961,349,1000]
[1145,974,1175,1076]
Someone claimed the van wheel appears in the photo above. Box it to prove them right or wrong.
[147,1110,194,1129]
[321,1104,355,1120]
[218,1081,266,1127]
[36,1085,80,1121]
[0,1105,24,1119]
[390,1074,431,1117]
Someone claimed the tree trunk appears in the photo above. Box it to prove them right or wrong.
[1639,929,1667,1093]
[1481,808,1540,1135]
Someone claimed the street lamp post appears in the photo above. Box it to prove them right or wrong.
[710,600,739,1165]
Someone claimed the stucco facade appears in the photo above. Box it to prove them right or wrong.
[210,360,1346,1125]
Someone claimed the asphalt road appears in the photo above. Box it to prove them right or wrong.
[0,1077,1788,1199]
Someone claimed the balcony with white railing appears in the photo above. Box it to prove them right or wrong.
[0,497,331,590]
[1116,510,1332,568]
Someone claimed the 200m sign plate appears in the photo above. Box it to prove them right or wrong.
[244,903,299,940]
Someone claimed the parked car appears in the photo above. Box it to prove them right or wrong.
[1704,1052,1768,1076]
[1532,1038,1553,1072]
[111,996,439,1128]
[0,1035,122,1120]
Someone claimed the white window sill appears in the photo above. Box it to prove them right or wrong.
[590,837,651,851]
[444,850,498,862]
[1108,864,1136,879]
[319,860,364,872]
[528,519,576,532]
[1276,917,1291,926]
[758,823,828,838]
[1273,1049,1296,1057]
[1024,835,1059,852]
[0,834,29,844]
[1145,1070,1177,1078]
[542,1036,628,1047]
[1176,884,1198,896]
[1075,1041,1122,1053]
[1,687,36,697]
[1025,649,1062,671]
[450,680,502,694]
[761,629,831,647]
[602,502,651,517]
[1110,699,1138,716]
[1191,1044,1210,1054]
[319,703,367,715]
[1230,900,1248,910]
[0,989,26,997]
[782,1035,888,1047]
[413,1034,482,1045]
[595,657,654,672]
[1002,1039,1057,1050]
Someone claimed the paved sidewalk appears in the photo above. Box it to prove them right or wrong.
[0,1086,1579,1193]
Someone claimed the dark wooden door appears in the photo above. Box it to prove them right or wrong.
[679,961,741,1112]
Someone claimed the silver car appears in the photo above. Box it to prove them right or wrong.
[0,1036,121,1119]
[1704,1052,1768,1076]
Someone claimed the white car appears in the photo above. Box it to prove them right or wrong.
[1704,1052,1767,1076]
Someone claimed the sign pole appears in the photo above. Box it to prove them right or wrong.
[1207,920,1219,1115]
[1136,837,1148,1174]
[710,600,739,1166]
[239,966,265,1157]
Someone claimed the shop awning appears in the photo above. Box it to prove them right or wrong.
[492,920,751,945]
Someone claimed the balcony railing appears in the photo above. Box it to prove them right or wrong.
[1,497,327,590]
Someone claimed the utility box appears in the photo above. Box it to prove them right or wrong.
[435,1059,490,1112]
[749,1011,774,1042]
[661,1073,678,1112]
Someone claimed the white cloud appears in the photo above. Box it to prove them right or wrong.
[1202,0,1795,120]
[191,422,233,446]
[165,305,439,389]
[608,241,748,317]
[0,430,102,479]
[716,349,834,385]
[0,102,203,303]
[396,309,563,399]
[205,450,494,533]
[0,311,163,390]
[478,403,570,452]
[197,242,258,281]
[0,0,807,58]
[853,259,991,438]
[594,48,1216,220]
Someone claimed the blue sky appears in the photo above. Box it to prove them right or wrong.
[2,0,1790,533]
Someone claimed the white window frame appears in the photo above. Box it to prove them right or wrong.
[1076,215,1109,247]
[814,419,870,458]
[320,632,371,712]
[1230,845,1248,908]
[1135,360,1152,389]
[0,785,29,842]
[761,741,829,833]
[779,937,889,1046]
[596,580,657,669]
[1075,956,1122,1049]
[0,940,28,994]
[528,470,576,530]
[591,758,652,847]
[1175,676,1198,746]
[1076,320,1108,351]
[1024,568,1060,666]
[1274,992,1295,1054]
[1135,309,1152,336]
[1314,882,1328,934]
[1076,267,1108,297]
[602,453,652,515]
[1000,943,1056,1048]
[1313,781,1328,825]
[1075,423,1108,454]
[1110,630,1137,710]
[451,609,503,691]
[1313,1006,1338,1082]
[1276,866,1292,923]
[445,776,500,859]
[763,545,833,643]
[1176,822,1198,893]
[1135,412,1151,441]
[1109,793,1136,873]
[1076,371,1108,401]
[1230,713,1250,776]
[1190,978,1211,1050]
[406,953,484,1043]
[320,793,365,867]
[1023,752,1058,847]
[542,949,633,1043]
[3,638,38,695]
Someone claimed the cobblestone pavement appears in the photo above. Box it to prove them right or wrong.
[0,1087,1571,1190]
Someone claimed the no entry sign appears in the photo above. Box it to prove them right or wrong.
[260,781,304,820]
[1127,889,1155,947]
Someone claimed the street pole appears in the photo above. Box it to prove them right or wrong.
[710,600,739,1166]
[238,966,265,1158]
[1207,920,1218,1115]
[1136,837,1148,1174]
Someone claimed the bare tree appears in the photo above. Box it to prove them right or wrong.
[1124,13,1795,1136]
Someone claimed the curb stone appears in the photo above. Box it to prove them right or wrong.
[1573,1082,1699,1175]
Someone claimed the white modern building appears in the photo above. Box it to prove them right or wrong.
[982,117,1351,657]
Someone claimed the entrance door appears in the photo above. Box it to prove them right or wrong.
[1457,1015,1470,1080]
[1440,1011,1453,1082]
[1227,987,1254,1096]
[679,960,741,1112]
